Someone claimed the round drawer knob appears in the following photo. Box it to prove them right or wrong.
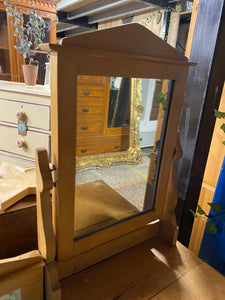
[16,110,26,120]
[16,139,25,148]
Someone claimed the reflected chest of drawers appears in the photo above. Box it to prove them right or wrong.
[76,76,129,157]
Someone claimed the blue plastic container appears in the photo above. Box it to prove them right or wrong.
[199,156,225,275]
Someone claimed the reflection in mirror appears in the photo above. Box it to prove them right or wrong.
[74,77,173,239]
[107,77,131,128]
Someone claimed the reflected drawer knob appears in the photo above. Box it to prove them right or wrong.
[81,149,87,153]
[16,110,26,120]
[16,139,25,148]
[82,108,89,112]
[81,126,88,130]
[114,145,120,149]
[83,90,90,96]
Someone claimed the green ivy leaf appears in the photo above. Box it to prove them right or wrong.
[156,92,167,110]
[208,202,222,213]
[214,109,225,119]
[190,209,198,218]
[197,205,206,215]
[222,141,225,145]
[220,124,225,133]
[206,221,217,234]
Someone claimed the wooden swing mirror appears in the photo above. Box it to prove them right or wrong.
[37,23,193,282]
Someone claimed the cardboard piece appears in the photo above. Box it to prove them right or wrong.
[0,163,36,210]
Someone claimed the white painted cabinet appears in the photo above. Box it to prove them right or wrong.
[0,81,50,167]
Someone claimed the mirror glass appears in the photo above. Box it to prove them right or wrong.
[107,77,130,128]
[74,76,173,239]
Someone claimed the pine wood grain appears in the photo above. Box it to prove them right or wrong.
[0,250,42,277]
[60,237,225,300]
[189,83,225,254]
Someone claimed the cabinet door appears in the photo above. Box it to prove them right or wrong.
[0,10,11,81]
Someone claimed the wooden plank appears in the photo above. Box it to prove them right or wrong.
[57,0,98,12]
[0,250,42,277]
[50,48,78,261]
[0,261,44,299]
[45,262,61,300]
[58,222,160,280]
[185,0,199,58]
[202,85,225,187]
[189,186,214,254]
[61,23,187,62]
[147,10,181,238]
[151,262,225,299]
[36,148,55,263]
[167,11,180,48]
[39,42,195,69]
[72,210,157,256]
[60,237,204,299]
[155,70,189,219]
[189,84,225,254]
[160,132,183,245]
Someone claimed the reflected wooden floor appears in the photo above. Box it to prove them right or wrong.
[61,236,225,299]
[74,180,139,238]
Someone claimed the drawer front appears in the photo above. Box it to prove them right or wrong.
[76,143,101,156]
[78,76,108,86]
[77,114,102,123]
[0,151,35,168]
[0,125,50,159]
[101,136,129,153]
[0,98,50,130]
[77,123,102,137]
[76,135,129,156]
[77,102,104,115]
[77,87,106,99]
[0,89,50,106]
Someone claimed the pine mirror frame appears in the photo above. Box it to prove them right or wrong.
[39,23,195,279]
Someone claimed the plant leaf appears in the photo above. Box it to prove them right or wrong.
[208,202,222,213]
[206,221,217,234]
[156,92,167,110]
[214,109,225,119]
[197,205,206,215]
[190,209,198,218]
[220,123,225,133]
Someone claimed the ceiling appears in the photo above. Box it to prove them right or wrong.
[56,0,180,37]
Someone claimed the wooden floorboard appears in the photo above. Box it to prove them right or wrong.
[60,236,225,299]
